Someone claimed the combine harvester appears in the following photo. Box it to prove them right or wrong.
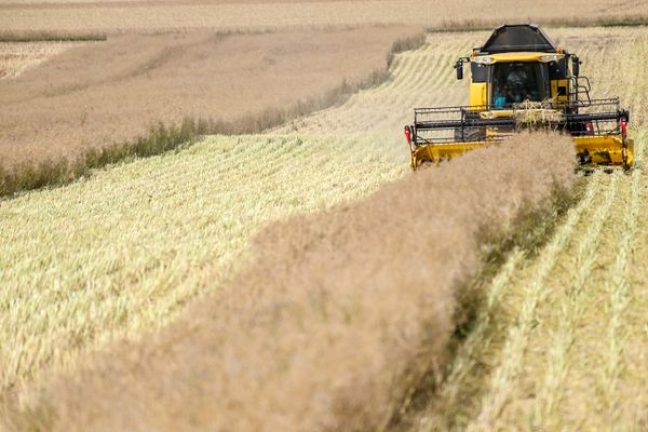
[404,24,633,170]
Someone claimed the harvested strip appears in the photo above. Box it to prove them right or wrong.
[533,173,620,429]
[442,131,647,431]
[466,173,602,431]
[415,248,526,431]
[602,132,645,427]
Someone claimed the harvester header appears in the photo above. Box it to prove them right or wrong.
[405,24,633,169]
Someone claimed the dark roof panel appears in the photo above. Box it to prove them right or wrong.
[480,24,557,54]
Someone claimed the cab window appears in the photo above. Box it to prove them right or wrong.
[491,62,549,108]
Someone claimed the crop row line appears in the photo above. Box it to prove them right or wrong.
[419,248,526,431]
[603,131,645,426]
[533,172,620,429]
[467,173,603,430]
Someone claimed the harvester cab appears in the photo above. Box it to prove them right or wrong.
[404,24,633,170]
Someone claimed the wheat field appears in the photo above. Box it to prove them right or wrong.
[1,25,648,430]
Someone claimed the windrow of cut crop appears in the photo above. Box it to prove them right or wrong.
[2,132,576,431]
[0,29,425,199]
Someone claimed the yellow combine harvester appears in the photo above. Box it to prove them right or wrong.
[404,24,633,170]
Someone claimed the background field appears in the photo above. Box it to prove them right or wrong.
[2,0,648,33]
[0,26,419,168]
[1,8,647,431]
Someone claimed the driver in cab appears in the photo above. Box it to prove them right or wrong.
[493,66,530,108]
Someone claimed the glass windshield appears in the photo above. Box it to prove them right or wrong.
[491,62,549,109]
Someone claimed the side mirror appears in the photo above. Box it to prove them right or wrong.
[572,55,580,77]
[455,59,464,80]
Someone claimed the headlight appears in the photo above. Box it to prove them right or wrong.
[540,54,562,63]
[472,56,494,65]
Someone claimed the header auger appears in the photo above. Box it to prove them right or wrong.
[404,24,633,170]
